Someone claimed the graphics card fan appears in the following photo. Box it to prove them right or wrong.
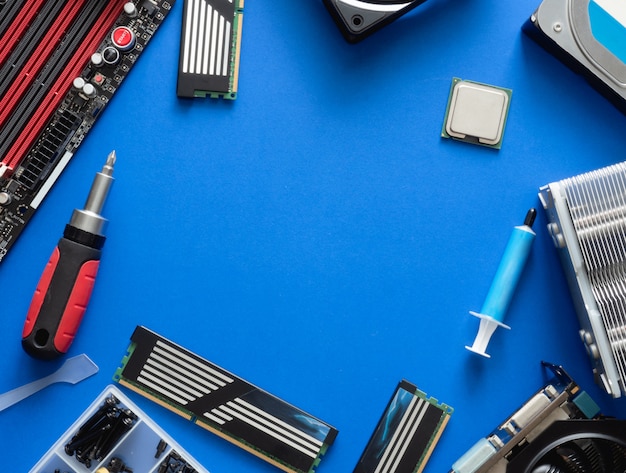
[508,420,626,473]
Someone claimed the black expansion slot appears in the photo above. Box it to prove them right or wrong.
[0,1,67,101]
[0,1,110,160]
[0,0,27,39]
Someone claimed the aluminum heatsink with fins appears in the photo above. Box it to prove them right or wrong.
[540,161,626,398]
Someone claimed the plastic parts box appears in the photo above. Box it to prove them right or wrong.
[30,385,209,473]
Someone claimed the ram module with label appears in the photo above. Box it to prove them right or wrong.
[0,0,174,263]
[114,325,339,473]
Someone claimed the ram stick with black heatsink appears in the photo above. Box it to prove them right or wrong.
[353,380,453,473]
[176,0,244,98]
[114,326,339,473]
[0,0,174,264]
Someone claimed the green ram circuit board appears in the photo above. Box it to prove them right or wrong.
[114,326,338,473]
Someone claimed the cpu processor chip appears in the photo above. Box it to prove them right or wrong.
[442,78,512,149]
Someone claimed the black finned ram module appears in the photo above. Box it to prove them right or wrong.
[176,0,243,98]
[0,0,174,264]
[114,326,339,473]
[353,380,453,473]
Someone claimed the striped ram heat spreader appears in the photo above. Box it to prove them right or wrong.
[353,380,453,473]
[114,326,338,473]
[176,0,243,98]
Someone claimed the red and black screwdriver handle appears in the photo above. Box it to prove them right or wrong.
[21,150,115,360]
[22,225,105,360]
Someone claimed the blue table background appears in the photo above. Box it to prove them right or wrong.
[2,0,626,471]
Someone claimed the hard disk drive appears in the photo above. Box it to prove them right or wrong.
[523,0,626,114]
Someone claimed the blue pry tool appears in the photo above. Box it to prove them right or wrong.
[466,208,537,358]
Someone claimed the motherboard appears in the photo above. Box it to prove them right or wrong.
[0,0,174,263]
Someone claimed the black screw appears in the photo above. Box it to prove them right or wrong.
[155,438,168,458]
[64,396,135,465]
[65,422,112,455]
[74,395,119,438]
[104,456,134,473]
[94,409,135,460]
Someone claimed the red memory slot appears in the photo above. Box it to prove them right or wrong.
[3,0,126,173]
[0,0,88,131]
[0,0,48,68]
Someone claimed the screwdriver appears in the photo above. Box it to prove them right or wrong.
[22,151,116,360]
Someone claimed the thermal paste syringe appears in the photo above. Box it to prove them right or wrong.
[466,208,536,358]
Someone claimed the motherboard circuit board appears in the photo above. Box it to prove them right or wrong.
[0,0,174,263]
